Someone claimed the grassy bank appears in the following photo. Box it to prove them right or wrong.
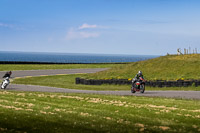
[85,54,200,80]
[13,74,200,91]
[0,63,121,71]
[0,91,199,133]
[13,74,128,91]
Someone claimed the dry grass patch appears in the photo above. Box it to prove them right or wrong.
[0,91,199,132]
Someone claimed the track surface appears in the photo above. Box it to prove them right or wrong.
[1,68,200,100]
[7,84,200,100]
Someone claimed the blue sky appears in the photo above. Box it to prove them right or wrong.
[0,0,200,55]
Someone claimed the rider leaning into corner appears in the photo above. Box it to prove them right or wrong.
[3,71,12,78]
[132,71,144,87]
[1,71,12,89]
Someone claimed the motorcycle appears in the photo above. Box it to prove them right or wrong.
[1,77,10,89]
[131,77,145,93]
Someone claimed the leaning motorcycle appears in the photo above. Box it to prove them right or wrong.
[131,77,145,93]
[1,77,10,89]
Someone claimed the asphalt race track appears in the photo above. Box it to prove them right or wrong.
[7,84,200,100]
[1,69,200,100]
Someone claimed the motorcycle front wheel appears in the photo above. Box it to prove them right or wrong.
[140,84,145,93]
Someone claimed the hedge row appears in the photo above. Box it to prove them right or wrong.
[75,78,200,87]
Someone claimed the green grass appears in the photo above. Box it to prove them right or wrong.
[13,74,200,91]
[0,64,121,71]
[85,54,200,80]
[13,74,128,91]
[0,91,200,133]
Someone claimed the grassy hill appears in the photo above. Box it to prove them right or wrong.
[85,54,200,80]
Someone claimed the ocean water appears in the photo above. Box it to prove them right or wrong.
[0,51,158,63]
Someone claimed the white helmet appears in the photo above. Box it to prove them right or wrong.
[138,71,142,75]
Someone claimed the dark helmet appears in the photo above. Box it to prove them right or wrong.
[9,71,12,75]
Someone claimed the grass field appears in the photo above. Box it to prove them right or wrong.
[0,63,121,71]
[13,74,200,91]
[0,91,199,133]
[2,56,200,133]
[85,54,200,80]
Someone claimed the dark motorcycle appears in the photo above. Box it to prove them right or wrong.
[131,77,145,93]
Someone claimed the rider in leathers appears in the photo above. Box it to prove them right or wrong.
[3,71,12,78]
[132,71,144,88]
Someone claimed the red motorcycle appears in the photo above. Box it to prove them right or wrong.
[131,77,145,93]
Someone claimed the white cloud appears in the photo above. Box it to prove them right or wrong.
[66,28,100,40]
[0,22,24,30]
[0,23,13,28]
[80,32,99,38]
[79,23,97,29]
[65,23,108,40]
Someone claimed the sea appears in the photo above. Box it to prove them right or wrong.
[0,51,158,64]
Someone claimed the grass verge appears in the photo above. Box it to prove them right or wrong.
[13,74,200,91]
[0,64,121,71]
[0,91,199,133]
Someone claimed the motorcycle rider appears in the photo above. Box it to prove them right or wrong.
[1,71,12,89]
[3,71,12,78]
[132,71,144,88]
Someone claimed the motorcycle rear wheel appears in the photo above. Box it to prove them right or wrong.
[131,87,136,93]
[1,83,3,89]
[1,83,7,89]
